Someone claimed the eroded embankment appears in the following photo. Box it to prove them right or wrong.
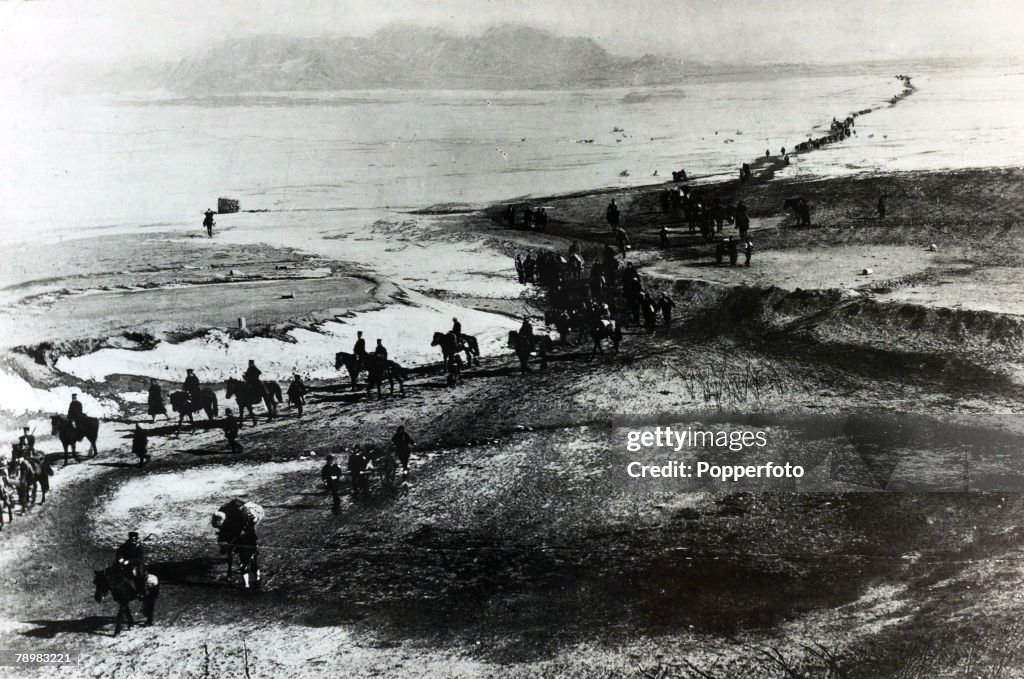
[665,278,1024,396]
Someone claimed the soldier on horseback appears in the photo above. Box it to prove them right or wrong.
[353,331,367,360]
[67,394,84,432]
[243,360,266,397]
[13,426,34,459]
[114,531,148,593]
[183,368,202,406]
[519,317,534,344]
[452,317,463,348]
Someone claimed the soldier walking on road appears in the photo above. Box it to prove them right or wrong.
[392,425,415,475]
[223,409,242,454]
[348,448,370,499]
[132,424,150,467]
[321,454,344,510]
[606,199,620,231]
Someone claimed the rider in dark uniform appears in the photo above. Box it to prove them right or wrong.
[519,317,534,341]
[15,426,34,459]
[451,317,462,346]
[392,425,414,474]
[67,394,84,431]
[353,331,367,359]
[374,340,388,360]
[114,531,148,592]
[243,360,265,398]
[183,369,201,406]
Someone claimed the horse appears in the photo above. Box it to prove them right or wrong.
[0,474,14,530]
[783,197,811,227]
[169,389,218,434]
[590,319,623,357]
[335,351,364,389]
[364,355,406,398]
[508,330,555,373]
[93,565,159,636]
[431,331,480,370]
[212,499,264,578]
[50,414,99,465]
[225,378,282,426]
[9,456,52,511]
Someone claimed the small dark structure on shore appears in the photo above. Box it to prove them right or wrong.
[218,197,240,214]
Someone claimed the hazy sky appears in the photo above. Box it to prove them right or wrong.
[1,0,1022,69]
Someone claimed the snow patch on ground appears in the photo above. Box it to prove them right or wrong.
[0,370,119,418]
[55,289,519,384]
[91,459,313,543]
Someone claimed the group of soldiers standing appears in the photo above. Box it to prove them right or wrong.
[319,425,415,509]
[505,204,549,231]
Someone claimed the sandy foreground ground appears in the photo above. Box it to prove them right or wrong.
[3,167,1024,678]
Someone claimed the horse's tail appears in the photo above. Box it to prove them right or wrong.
[272,383,283,403]
[207,392,219,419]
[467,336,480,357]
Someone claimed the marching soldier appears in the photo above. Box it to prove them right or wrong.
[320,454,344,510]
[392,425,414,475]
[223,409,242,454]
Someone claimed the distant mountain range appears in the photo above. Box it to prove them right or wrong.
[164,24,709,93]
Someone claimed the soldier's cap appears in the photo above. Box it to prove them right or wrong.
[187,368,193,373]
[22,426,29,432]
[128,531,139,539]
[326,455,334,461]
